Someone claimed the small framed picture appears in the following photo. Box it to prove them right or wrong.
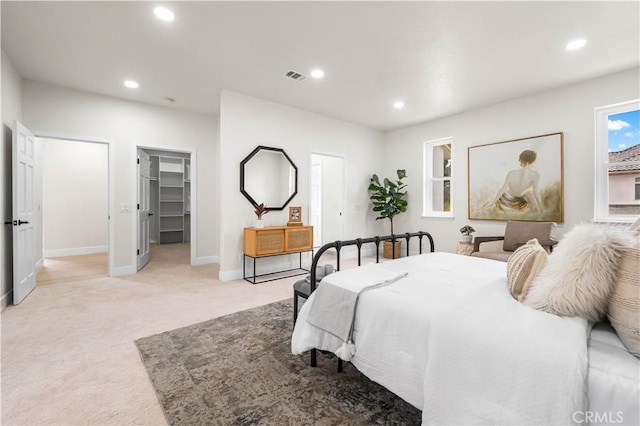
[288,206,302,225]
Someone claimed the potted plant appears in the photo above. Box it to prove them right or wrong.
[368,169,408,258]
[254,203,268,228]
[459,225,476,243]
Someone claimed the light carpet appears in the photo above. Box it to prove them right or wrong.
[135,299,421,425]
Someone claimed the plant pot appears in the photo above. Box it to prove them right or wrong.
[460,235,472,243]
[255,219,264,228]
[383,240,401,259]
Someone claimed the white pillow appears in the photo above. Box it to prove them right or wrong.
[507,239,548,302]
[525,223,636,321]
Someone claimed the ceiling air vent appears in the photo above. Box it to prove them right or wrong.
[284,70,307,82]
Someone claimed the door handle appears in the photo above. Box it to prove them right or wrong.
[4,221,13,225]
[149,213,154,216]
[18,220,29,225]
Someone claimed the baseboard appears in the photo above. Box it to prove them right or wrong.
[36,257,44,271]
[193,255,219,266]
[110,265,137,277]
[44,245,108,258]
[218,269,239,281]
[1,290,13,311]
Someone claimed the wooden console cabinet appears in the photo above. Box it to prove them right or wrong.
[243,226,314,284]
[244,226,313,257]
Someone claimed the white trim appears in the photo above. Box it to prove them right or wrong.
[134,144,197,269]
[308,151,348,245]
[219,269,243,281]
[194,255,218,266]
[44,245,108,258]
[110,265,137,277]
[594,99,640,222]
[1,291,13,311]
[35,133,114,277]
[423,137,454,217]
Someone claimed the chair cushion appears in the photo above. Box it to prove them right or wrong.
[471,251,512,262]
[503,221,557,252]
[507,239,548,302]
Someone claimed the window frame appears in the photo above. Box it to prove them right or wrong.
[423,137,453,218]
[594,99,640,223]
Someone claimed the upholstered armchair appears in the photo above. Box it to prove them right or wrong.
[471,221,558,262]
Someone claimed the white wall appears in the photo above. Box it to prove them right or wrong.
[1,50,23,309]
[42,138,108,257]
[218,90,384,280]
[22,80,219,274]
[383,68,640,253]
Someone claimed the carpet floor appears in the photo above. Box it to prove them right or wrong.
[135,299,421,425]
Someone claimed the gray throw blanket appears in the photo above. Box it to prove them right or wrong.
[306,264,408,361]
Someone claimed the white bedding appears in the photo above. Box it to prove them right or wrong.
[291,252,595,424]
[421,279,589,425]
[292,252,509,409]
[587,322,640,426]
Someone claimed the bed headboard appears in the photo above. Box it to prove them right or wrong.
[309,231,435,294]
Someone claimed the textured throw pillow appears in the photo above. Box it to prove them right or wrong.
[608,240,640,357]
[525,223,636,322]
[507,239,548,302]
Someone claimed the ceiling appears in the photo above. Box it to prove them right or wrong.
[2,1,638,131]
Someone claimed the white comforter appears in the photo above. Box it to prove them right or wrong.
[291,252,590,424]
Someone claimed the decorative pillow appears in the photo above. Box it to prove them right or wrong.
[507,239,548,302]
[608,240,640,357]
[525,223,636,322]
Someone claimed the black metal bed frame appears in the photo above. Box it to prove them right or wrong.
[304,231,435,368]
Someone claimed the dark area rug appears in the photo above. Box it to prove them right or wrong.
[135,299,421,425]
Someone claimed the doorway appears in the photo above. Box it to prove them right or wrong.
[136,147,195,271]
[310,153,346,248]
[38,137,110,284]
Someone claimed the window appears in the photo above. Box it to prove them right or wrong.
[595,100,640,222]
[423,137,453,217]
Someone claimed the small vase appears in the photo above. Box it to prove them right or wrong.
[461,235,472,243]
[255,219,264,228]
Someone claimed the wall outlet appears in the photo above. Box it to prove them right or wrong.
[119,203,129,213]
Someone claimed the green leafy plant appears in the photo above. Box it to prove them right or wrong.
[459,225,476,236]
[368,169,408,234]
[254,203,268,219]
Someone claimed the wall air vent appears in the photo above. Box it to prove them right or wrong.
[284,70,307,82]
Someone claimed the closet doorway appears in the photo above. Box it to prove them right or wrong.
[310,153,346,248]
[136,147,195,271]
[38,137,110,284]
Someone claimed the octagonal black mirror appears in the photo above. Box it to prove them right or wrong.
[240,146,298,210]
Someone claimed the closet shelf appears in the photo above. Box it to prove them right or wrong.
[160,199,184,202]
[160,228,183,232]
[160,214,183,218]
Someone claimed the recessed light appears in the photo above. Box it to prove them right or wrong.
[124,80,139,89]
[154,6,175,22]
[393,101,405,109]
[566,38,586,51]
[310,69,325,79]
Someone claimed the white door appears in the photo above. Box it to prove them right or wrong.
[310,154,345,247]
[12,122,37,304]
[137,149,151,270]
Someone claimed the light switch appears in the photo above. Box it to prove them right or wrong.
[120,203,129,213]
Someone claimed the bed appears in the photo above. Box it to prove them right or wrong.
[291,234,640,425]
